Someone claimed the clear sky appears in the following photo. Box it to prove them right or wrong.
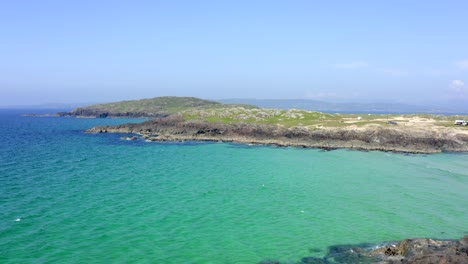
[1,0,468,106]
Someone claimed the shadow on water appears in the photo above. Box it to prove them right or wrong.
[258,241,396,264]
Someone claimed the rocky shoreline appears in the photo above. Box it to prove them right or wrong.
[86,115,468,154]
[57,109,165,118]
[259,235,468,264]
[365,236,468,264]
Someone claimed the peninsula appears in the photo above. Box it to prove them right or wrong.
[60,96,468,154]
[58,96,257,118]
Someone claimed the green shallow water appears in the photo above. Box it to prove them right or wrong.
[1,110,468,263]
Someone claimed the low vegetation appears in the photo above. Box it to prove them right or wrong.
[84,98,468,153]
[182,107,468,129]
[64,96,257,117]
[63,96,468,131]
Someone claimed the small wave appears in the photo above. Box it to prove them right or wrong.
[366,242,397,251]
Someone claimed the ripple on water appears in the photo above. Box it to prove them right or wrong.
[0,114,468,263]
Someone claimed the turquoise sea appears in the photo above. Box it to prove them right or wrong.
[1,109,467,263]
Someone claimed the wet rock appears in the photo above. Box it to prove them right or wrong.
[384,246,399,256]
[259,236,468,264]
[366,236,468,263]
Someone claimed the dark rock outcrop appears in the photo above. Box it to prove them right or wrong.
[58,108,167,118]
[258,236,468,264]
[368,236,468,263]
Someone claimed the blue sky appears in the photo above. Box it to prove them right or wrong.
[1,0,468,106]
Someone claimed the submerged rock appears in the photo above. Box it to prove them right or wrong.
[300,256,327,263]
[258,261,280,264]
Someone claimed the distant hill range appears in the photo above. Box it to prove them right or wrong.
[10,96,467,116]
[58,96,257,118]
[218,99,468,114]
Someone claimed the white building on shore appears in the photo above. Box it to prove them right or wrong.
[454,120,468,126]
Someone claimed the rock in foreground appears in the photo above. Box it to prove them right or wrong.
[258,236,468,264]
[367,236,468,263]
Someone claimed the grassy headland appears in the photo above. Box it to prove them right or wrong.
[80,97,468,154]
[59,96,257,118]
[181,107,468,130]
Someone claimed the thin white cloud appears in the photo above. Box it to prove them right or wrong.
[450,79,465,93]
[305,91,338,99]
[451,79,464,87]
[456,60,468,70]
[334,62,368,69]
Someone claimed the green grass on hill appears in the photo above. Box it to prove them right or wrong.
[72,96,468,130]
[183,108,351,127]
[73,96,257,116]
[182,107,468,129]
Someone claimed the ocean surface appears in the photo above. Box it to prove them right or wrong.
[1,109,467,263]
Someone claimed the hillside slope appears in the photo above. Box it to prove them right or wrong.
[58,96,256,118]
